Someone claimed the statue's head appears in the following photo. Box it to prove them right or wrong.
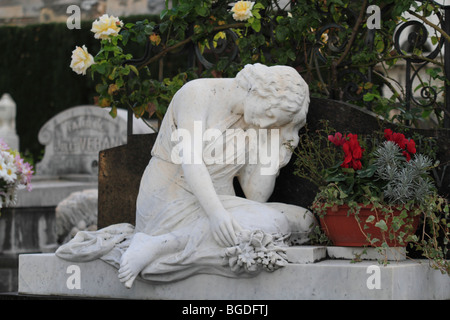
[235,63,309,129]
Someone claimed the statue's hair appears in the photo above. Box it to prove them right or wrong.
[235,63,309,127]
[235,63,310,167]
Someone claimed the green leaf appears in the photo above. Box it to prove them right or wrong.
[108,67,118,80]
[275,25,290,42]
[325,173,346,182]
[341,168,355,174]
[286,49,296,61]
[375,219,388,232]
[109,106,117,118]
[115,77,124,88]
[339,189,348,199]
[144,24,154,35]
[426,67,441,79]
[366,215,375,223]
[95,83,108,94]
[160,8,169,20]
[357,164,377,178]
[196,6,208,17]
[122,65,131,76]
[129,65,139,76]
[363,93,376,102]
[431,36,439,45]
[251,19,261,32]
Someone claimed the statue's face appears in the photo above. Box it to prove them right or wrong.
[243,96,292,129]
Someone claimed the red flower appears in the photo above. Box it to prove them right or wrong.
[341,133,364,170]
[328,132,345,146]
[402,151,411,162]
[384,129,416,161]
[384,128,393,140]
[405,139,416,154]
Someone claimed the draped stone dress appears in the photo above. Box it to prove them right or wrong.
[56,103,293,283]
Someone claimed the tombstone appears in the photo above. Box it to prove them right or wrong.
[36,105,154,178]
[0,93,19,151]
[17,97,450,300]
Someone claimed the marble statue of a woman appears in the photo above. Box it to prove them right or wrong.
[56,63,316,288]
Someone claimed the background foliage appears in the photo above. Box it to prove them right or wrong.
[0,15,160,163]
[1,0,449,164]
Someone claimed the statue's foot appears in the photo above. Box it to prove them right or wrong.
[118,232,153,289]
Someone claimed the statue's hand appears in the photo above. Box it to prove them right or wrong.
[208,209,242,248]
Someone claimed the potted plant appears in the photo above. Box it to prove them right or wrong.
[289,121,449,273]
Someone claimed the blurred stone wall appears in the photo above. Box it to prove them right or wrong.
[0,0,165,26]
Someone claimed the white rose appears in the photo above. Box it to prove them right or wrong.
[230,1,255,22]
[70,45,95,75]
[91,14,124,40]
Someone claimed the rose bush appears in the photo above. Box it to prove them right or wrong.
[67,0,449,128]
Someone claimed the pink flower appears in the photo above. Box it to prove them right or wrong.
[0,138,9,151]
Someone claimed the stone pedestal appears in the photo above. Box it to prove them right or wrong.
[17,247,450,300]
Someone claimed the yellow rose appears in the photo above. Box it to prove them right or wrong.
[70,45,95,75]
[230,1,255,22]
[91,14,123,40]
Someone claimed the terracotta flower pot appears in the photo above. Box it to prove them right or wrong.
[319,204,420,247]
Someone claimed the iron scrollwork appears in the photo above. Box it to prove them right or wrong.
[194,28,239,70]
[393,19,444,109]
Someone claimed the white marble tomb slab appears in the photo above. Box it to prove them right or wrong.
[18,250,450,300]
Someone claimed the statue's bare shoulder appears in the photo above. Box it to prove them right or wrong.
[171,78,236,125]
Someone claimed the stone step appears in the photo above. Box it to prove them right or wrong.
[17,251,450,300]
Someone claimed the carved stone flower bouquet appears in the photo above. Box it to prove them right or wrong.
[0,138,33,212]
[290,121,449,273]
[223,229,288,274]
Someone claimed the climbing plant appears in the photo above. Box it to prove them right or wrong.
[71,0,449,128]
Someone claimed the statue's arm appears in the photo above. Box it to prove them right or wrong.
[237,126,286,202]
[238,122,301,202]
[173,83,241,247]
[237,164,277,202]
